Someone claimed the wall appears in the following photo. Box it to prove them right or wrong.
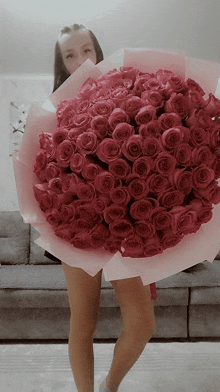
[1,0,220,211]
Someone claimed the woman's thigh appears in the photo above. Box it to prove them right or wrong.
[110,277,156,333]
[62,262,102,334]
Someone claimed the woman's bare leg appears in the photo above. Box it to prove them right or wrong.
[62,262,102,392]
[103,278,156,392]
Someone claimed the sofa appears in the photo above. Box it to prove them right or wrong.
[0,210,220,341]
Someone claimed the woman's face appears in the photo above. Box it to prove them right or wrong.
[59,30,97,75]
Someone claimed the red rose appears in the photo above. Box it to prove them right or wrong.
[76,131,98,155]
[56,140,76,167]
[161,228,184,249]
[143,235,163,257]
[151,207,172,230]
[211,156,220,179]
[171,168,193,195]
[81,162,102,181]
[109,158,131,179]
[39,132,52,149]
[34,150,48,172]
[164,75,188,97]
[52,127,69,145]
[112,123,135,142]
[70,153,86,174]
[76,182,96,201]
[72,113,91,130]
[120,96,145,119]
[121,235,144,257]
[139,120,161,138]
[128,178,149,199]
[75,203,101,223]
[108,108,130,130]
[107,77,133,90]
[203,93,220,117]
[161,127,184,150]
[104,204,127,224]
[45,162,62,182]
[71,233,91,249]
[194,180,220,204]
[110,87,129,106]
[187,90,205,111]
[89,99,116,117]
[76,99,90,114]
[68,128,84,141]
[192,165,215,189]
[158,190,185,208]
[33,186,54,212]
[90,115,109,139]
[135,105,157,125]
[110,186,130,205]
[94,171,116,194]
[92,198,106,214]
[89,224,110,248]
[96,138,121,163]
[143,136,163,158]
[45,209,62,227]
[120,66,139,82]
[133,74,153,96]
[154,152,177,175]
[132,156,153,179]
[60,203,76,222]
[186,78,205,96]
[186,109,213,130]
[174,143,192,166]
[130,197,159,220]
[189,199,213,224]
[77,78,98,100]
[62,173,79,193]
[164,93,189,119]
[134,220,156,238]
[189,126,209,147]
[209,125,220,149]
[104,237,122,253]
[55,224,75,241]
[142,90,164,108]
[143,78,164,93]
[158,112,182,131]
[121,135,143,161]
[48,178,63,194]
[109,218,133,238]
[156,69,175,84]
[192,146,213,166]
[57,101,77,128]
[147,173,171,194]
[170,206,197,234]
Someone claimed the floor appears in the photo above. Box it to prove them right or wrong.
[0,342,220,392]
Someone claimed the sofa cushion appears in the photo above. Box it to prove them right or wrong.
[29,226,61,265]
[157,260,220,288]
[0,211,29,265]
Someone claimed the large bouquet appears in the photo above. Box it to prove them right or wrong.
[13,48,220,284]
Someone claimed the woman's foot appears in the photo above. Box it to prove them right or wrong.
[99,376,111,392]
[99,375,118,392]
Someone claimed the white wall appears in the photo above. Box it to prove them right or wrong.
[1,0,220,210]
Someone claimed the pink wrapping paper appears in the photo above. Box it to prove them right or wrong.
[13,48,220,285]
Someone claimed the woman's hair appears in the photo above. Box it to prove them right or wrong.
[52,23,104,92]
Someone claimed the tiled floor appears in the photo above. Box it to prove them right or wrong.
[0,342,220,392]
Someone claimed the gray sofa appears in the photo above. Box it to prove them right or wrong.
[0,211,220,340]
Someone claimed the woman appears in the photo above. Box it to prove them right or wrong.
[47,23,156,392]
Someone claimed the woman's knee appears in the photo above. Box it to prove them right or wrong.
[111,277,156,339]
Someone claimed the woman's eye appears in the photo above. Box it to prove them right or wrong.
[84,49,91,54]
[66,54,74,59]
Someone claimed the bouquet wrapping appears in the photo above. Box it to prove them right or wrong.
[13,48,220,285]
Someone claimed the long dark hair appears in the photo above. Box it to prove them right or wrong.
[52,24,104,92]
